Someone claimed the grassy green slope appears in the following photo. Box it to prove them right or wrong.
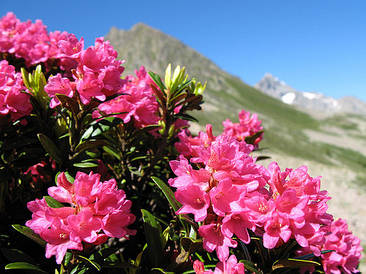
[195,76,366,172]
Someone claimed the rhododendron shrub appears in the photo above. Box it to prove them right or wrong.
[0,12,362,274]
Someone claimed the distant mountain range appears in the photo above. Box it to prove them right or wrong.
[255,73,366,115]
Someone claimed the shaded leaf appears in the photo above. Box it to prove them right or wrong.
[37,133,63,164]
[12,225,46,247]
[103,146,121,160]
[272,258,321,270]
[1,248,35,264]
[240,260,261,274]
[141,209,163,267]
[151,268,174,273]
[75,139,106,154]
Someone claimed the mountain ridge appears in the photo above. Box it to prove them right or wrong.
[255,73,366,116]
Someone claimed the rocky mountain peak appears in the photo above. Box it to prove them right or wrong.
[255,74,366,115]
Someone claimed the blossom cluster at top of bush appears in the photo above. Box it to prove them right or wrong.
[0,13,162,129]
[0,59,32,121]
[26,171,136,264]
[93,66,160,128]
[222,109,263,145]
[171,110,362,273]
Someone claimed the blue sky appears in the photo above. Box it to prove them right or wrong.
[2,0,365,101]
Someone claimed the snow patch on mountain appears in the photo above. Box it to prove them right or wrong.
[255,73,366,115]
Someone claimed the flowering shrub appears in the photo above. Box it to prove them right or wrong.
[0,12,362,274]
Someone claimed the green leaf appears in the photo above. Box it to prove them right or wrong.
[151,268,174,274]
[44,196,64,208]
[102,146,121,160]
[73,162,99,168]
[37,133,63,164]
[5,262,47,273]
[148,71,166,92]
[75,139,106,154]
[295,250,334,260]
[151,177,181,212]
[240,260,261,274]
[77,255,101,271]
[272,258,321,270]
[12,225,46,247]
[141,209,163,267]
[1,248,35,264]
[175,113,198,122]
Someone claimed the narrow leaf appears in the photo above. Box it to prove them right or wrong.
[77,255,101,271]
[37,133,63,164]
[75,139,106,154]
[1,248,35,264]
[148,71,166,92]
[5,262,47,273]
[44,196,64,208]
[73,162,98,168]
[12,225,46,247]
[240,260,261,274]
[272,258,321,270]
[102,146,121,160]
[151,177,181,212]
[141,209,163,267]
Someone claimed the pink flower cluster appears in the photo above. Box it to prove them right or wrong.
[222,109,263,145]
[0,13,125,107]
[193,255,245,273]
[26,171,136,264]
[0,12,84,71]
[93,66,159,128]
[0,12,51,66]
[0,60,31,121]
[299,218,362,274]
[45,37,124,106]
[170,125,268,261]
[170,124,362,270]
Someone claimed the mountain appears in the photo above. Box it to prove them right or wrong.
[255,73,366,115]
[105,23,230,92]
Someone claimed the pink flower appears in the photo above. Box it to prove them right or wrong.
[223,109,263,145]
[320,219,363,274]
[175,184,210,222]
[94,66,159,128]
[199,223,237,262]
[0,60,32,121]
[214,255,245,274]
[263,212,291,249]
[27,171,135,264]
[193,260,213,274]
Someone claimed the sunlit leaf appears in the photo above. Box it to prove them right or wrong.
[44,196,64,208]
[77,255,101,271]
[151,177,181,212]
[5,262,47,273]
